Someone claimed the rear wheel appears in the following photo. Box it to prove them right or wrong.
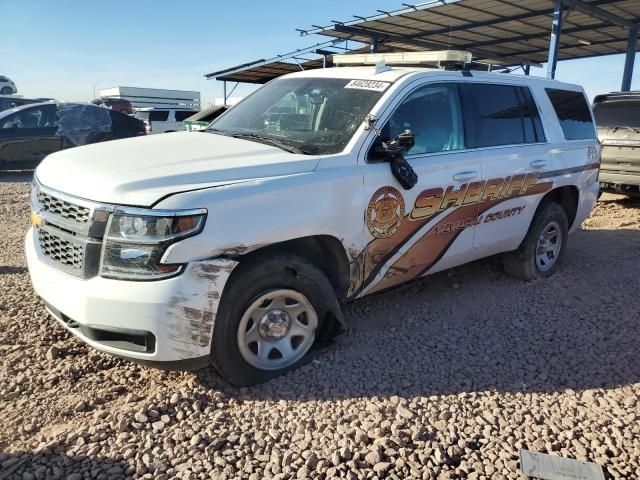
[209,253,337,386]
[503,202,568,280]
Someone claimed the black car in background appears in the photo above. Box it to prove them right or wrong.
[0,102,145,170]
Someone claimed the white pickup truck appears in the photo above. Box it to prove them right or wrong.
[26,51,600,385]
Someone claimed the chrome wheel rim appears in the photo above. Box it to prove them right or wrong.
[535,221,562,272]
[237,289,318,371]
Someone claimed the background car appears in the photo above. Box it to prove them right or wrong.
[593,91,640,198]
[92,97,134,114]
[0,76,17,95]
[183,105,228,131]
[135,107,197,134]
[0,102,145,170]
[0,95,48,113]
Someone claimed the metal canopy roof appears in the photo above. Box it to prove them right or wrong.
[209,58,325,84]
[204,39,358,84]
[206,0,639,92]
[298,0,640,66]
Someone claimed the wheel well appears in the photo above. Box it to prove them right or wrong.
[539,186,579,228]
[233,235,351,300]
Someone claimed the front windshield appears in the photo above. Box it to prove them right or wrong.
[208,77,388,155]
[593,100,640,129]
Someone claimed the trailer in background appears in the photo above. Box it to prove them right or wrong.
[98,86,200,110]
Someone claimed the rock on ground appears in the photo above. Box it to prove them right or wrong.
[1,175,639,479]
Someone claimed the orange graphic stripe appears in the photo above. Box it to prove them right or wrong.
[367,181,553,294]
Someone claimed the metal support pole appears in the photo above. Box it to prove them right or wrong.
[547,0,563,79]
[370,35,378,53]
[621,25,638,92]
[524,65,531,75]
[223,81,227,106]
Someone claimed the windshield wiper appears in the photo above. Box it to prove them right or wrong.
[229,133,309,154]
[205,127,228,135]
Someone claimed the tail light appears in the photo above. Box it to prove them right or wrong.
[138,123,147,136]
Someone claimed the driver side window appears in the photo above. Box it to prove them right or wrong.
[374,83,465,158]
[1,104,57,130]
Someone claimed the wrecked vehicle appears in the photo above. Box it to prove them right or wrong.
[593,91,640,197]
[26,51,600,385]
[0,102,145,170]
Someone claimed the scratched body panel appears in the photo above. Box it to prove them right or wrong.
[163,259,238,360]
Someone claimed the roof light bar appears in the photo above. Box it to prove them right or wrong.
[333,50,472,67]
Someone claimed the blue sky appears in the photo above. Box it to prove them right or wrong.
[3,0,639,106]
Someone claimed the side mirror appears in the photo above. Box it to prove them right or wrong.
[382,129,415,154]
[380,129,418,190]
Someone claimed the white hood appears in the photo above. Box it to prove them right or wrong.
[35,132,319,206]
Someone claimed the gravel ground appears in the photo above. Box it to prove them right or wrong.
[1,174,639,480]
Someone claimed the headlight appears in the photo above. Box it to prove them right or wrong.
[100,207,207,281]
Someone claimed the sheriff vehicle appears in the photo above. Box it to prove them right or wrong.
[27,51,600,385]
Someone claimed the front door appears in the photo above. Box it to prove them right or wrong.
[358,82,482,297]
[0,104,61,169]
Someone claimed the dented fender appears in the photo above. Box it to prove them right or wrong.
[162,258,238,360]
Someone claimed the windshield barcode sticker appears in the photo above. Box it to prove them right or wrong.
[345,80,390,92]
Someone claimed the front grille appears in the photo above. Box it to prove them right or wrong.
[32,181,111,279]
[38,228,84,272]
[38,191,91,223]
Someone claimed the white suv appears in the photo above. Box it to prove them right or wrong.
[135,108,197,134]
[0,76,17,95]
[26,52,600,385]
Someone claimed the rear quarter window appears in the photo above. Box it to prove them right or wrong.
[545,88,595,140]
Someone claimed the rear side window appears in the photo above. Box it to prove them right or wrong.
[175,111,194,121]
[149,110,169,121]
[545,88,595,140]
[461,84,540,148]
[593,100,640,128]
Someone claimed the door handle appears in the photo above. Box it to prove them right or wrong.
[530,160,548,169]
[453,171,478,182]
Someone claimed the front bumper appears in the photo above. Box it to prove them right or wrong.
[599,170,640,187]
[26,227,237,366]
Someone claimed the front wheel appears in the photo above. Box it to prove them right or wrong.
[503,202,569,280]
[209,253,338,386]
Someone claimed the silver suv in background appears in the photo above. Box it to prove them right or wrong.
[593,91,640,197]
[135,108,197,134]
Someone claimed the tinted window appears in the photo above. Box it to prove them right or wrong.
[149,110,169,121]
[461,84,529,148]
[382,83,465,156]
[593,100,640,129]
[1,104,57,129]
[519,87,546,143]
[175,110,195,121]
[545,88,595,140]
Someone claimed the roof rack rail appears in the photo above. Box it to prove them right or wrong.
[333,50,473,69]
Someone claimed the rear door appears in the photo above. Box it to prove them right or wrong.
[359,81,482,296]
[0,104,61,169]
[462,83,552,256]
[110,110,144,138]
